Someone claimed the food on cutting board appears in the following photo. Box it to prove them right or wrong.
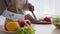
[31,16,52,24]
[5,21,20,31]
[43,16,51,22]
[4,20,35,34]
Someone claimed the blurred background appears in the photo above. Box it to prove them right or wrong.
[26,0,60,19]
[0,0,60,25]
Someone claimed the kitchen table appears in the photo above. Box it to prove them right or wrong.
[0,24,60,34]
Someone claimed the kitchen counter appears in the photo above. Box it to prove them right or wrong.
[0,16,60,34]
[0,24,60,34]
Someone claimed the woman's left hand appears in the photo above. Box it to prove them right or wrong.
[28,3,34,12]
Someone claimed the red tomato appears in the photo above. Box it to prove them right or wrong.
[25,20,31,25]
[44,17,51,22]
[18,21,25,27]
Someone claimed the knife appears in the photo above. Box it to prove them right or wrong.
[31,11,37,19]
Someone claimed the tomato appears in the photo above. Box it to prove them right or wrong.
[18,21,25,27]
[25,20,31,25]
[44,17,51,22]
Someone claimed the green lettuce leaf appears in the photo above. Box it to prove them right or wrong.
[16,26,35,34]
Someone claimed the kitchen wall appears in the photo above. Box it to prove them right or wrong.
[27,0,60,19]
[55,0,60,16]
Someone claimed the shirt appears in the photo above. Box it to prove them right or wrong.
[9,0,28,14]
[2,0,29,21]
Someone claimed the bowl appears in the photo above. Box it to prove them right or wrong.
[52,17,60,29]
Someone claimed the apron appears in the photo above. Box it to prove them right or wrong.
[2,9,24,22]
[2,0,28,21]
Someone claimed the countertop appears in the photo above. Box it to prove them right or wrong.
[0,24,60,34]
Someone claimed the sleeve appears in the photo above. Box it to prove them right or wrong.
[0,0,11,15]
[0,0,7,15]
[5,0,11,6]
[23,0,29,10]
[26,0,29,10]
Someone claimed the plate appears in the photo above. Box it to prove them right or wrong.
[0,27,16,34]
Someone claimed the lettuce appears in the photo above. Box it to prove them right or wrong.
[16,26,35,34]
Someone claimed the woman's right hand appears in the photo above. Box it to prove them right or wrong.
[25,14,35,21]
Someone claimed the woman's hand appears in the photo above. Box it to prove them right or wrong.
[25,14,35,21]
[28,3,34,12]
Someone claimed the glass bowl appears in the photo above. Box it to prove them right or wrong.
[52,17,60,29]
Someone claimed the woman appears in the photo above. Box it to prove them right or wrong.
[1,0,35,22]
